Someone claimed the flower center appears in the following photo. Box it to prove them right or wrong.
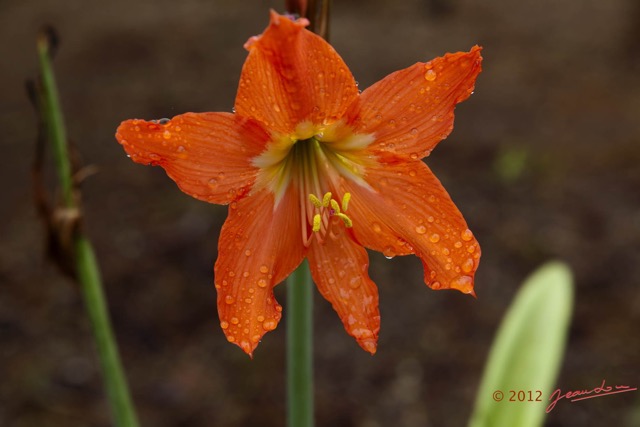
[252,120,375,246]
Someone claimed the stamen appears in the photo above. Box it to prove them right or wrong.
[322,192,332,207]
[335,213,353,228]
[330,199,341,214]
[341,193,351,212]
[308,191,354,236]
[312,214,322,232]
[309,194,322,208]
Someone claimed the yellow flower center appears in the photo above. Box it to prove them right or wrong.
[252,120,375,246]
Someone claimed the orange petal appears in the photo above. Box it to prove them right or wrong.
[116,113,270,205]
[340,161,480,295]
[215,185,306,356]
[308,223,380,354]
[235,11,359,135]
[352,47,482,161]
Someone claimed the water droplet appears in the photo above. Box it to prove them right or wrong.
[450,275,473,292]
[454,241,462,248]
[427,216,435,223]
[273,104,281,112]
[410,128,418,136]
[467,244,476,253]
[257,315,265,322]
[260,265,269,274]
[349,277,361,289]
[461,229,473,241]
[429,233,440,243]
[224,295,235,305]
[415,225,427,234]
[275,305,283,312]
[409,170,416,177]
[148,153,160,161]
[227,335,235,342]
[383,246,396,259]
[251,334,261,343]
[263,319,277,331]
[242,271,250,278]
[217,171,226,180]
[244,298,252,304]
[230,317,239,325]
[177,145,185,153]
[220,321,229,329]
[257,279,267,288]
[428,195,436,203]
[430,271,437,279]
[461,258,475,273]
[163,130,172,140]
[228,271,236,277]
[410,152,419,160]
[372,223,382,233]
[431,281,441,289]
[158,118,170,124]
[350,328,374,339]
[244,249,251,256]
[424,69,437,81]
[208,178,218,188]
[442,248,450,256]
[338,270,346,278]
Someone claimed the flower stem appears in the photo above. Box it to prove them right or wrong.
[36,28,140,427]
[287,260,314,427]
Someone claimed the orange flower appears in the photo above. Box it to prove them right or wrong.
[116,11,482,356]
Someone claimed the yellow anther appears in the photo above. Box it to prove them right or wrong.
[312,214,322,232]
[341,193,351,212]
[309,194,322,208]
[322,192,332,207]
[330,199,341,214]
[335,213,353,228]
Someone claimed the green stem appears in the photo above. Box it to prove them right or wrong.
[36,30,140,427]
[287,260,314,427]
[76,236,140,427]
[37,32,74,209]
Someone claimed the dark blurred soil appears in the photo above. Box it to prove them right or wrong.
[1,0,639,426]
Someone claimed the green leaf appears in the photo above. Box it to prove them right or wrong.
[469,262,573,427]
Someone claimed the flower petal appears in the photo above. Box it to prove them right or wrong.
[215,185,306,356]
[352,46,482,161]
[340,161,480,295]
[116,112,270,204]
[235,11,359,135]
[308,224,380,354]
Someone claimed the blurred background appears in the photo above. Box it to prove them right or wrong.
[1,0,639,426]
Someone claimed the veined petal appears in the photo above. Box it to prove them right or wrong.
[235,11,359,135]
[340,161,480,294]
[308,224,380,354]
[215,185,306,356]
[116,113,270,204]
[352,47,482,161]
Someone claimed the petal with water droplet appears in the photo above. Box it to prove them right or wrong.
[343,160,481,294]
[351,46,482,161]
[308,223,380,354]
[215,185,306,356]
[116,112,270,204]
[235,11,359,135]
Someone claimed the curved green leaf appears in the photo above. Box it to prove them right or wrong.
[469,262,573,427]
